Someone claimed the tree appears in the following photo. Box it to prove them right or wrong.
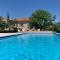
[0,17,7,30]
[29,9,56,30]
[0,16,3,22]
[0,22,8,30]
[6,12,14,30]
[7,12,9,20]
[54,22,60,32]
[7,12,16,30]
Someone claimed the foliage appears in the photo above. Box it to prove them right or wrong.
[6,12,15,30]
[0,21,7,30]
[29,9,56,30]
[54,22,60,32]
[0,14,15,31]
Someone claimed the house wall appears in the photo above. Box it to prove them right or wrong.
[23,23,29,29]
[16,22,29,31]
[0,17,30,31]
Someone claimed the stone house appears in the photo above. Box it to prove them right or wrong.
[14,18,30,31]
[0,17,30,31]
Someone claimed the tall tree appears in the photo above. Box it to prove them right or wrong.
[6,12,15,30]
[6,12,11,29]
[7,12,9,20]
[29,9,55,30]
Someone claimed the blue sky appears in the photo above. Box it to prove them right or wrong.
[0,0,60,22]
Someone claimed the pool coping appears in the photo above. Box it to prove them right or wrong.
[0,31,59,38]
[0,33,23,38]
[21,31,54,34]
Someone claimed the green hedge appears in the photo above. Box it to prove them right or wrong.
[0,28,18,33]
[54,24,60,33]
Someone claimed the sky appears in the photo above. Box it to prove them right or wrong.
[0,0,60,22]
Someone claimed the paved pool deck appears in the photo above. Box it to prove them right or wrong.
[0,33,23,37]
[0,31,54,38]
[20,31,53,34]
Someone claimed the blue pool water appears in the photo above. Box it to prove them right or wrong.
[0,33,60,60]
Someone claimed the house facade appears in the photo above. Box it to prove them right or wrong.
[14,18,30,31]
[0,17,30,31]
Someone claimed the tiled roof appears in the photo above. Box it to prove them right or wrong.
[15,18,30,22]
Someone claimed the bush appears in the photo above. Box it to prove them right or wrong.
[54,23,60,33]
[54,28,60,33]
[0,28,18,33]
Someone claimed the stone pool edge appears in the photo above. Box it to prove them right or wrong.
[0,33,23,38]
[0,31,59,38]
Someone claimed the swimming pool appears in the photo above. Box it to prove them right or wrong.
[0,33,60,60]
